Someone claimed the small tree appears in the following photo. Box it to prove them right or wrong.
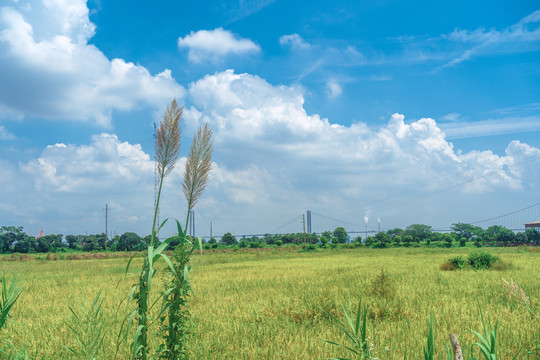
[404,224,432,241]
[221,232,237,245]
[393,235,401,246]
[333,227,348,244]
[375,232,391,247]
[443,233,454,248]
[365,236,376,247]
[402,235,413,247]
[515,232,528,244]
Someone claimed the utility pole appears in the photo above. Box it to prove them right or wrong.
[104,204,108,249]
[307,210,312,234]
[303,213,306,247]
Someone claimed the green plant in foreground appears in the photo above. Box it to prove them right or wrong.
[0,276,25,359]
[470,307,498,360]
[321,296,371,359]
[124,101,213,360]
[125,99,183,360]
[424,313,435,360]
[158,123,213,360]
[65,291,106,359]
[0,276,22,332]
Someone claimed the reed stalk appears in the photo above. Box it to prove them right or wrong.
[159,124,213,360]
[125,99,182,360]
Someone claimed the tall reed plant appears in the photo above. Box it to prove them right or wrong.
[123,99,213,360]
[159,123,213,360]
[124,99,183,360]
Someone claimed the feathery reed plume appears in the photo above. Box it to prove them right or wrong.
[152,99,183,245]
[155,99,182,179]
[183,123,213,217]
[501,278,530,308]
[501,277,537,320]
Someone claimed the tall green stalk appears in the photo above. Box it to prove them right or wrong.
[159,124,213,360]
[125,99,182,360]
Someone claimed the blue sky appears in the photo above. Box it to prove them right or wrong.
[1,0,539,238]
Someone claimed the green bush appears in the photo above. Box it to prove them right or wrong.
[449,256,468,270]
[468,249,499,270]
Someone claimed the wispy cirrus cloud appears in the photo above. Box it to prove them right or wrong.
[220,0,276,24]
[438,10,540,68]
[0,126,15,140]
[440,116,540,139]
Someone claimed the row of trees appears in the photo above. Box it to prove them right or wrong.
[1,223,538,254]
[0,226,154,254]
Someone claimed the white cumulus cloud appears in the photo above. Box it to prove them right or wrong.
[0,1,184,126]
[177,28,260,63]
[3,70,540,236]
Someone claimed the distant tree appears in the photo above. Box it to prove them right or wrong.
[82,235,100,252]
[404,224,432,241]
[321,231,333,244]
[307,233,319,244]
[319,235,329,247]
[375,232,391,247]
[221,232,237,245]
[429,232,442,243]
[65,235,78,249]
[239,239,249,248]
[387,228,403,239]
[451,223,482,242]
[117,232,144,251]
[13,236,36,253]
[333,227,348,243]
[393,235,402,246]
[208,237,217,244]
[0,226,25,253]
[525,228,539,244]
[263,233,275,245]
[402,235,413,246]
[443,233,454,247]
[515,232,528,244]
[365,236,376,247]
[497,227,515,246]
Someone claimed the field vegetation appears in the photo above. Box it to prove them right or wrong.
[0,246,537,359]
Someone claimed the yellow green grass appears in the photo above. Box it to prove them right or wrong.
[1,247,538,359]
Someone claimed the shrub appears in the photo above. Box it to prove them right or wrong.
[449,256,468,270]
[275,240,282,247]
[468,249,499,270]
[459,237,467,247]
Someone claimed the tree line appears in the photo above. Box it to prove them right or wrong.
[0,222,538,254]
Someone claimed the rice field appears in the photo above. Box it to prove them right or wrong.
[1,247,538,359]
